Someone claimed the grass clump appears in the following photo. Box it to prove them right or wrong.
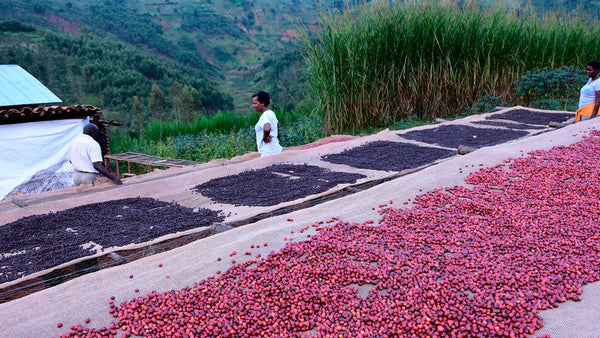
[302,0,600,134]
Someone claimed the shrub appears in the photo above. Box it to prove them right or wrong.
[513,66,586,111]
[460,94,502,117]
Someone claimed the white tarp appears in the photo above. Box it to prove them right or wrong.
[0,118,87,201]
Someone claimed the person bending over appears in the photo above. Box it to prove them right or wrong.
[68,123,122,186]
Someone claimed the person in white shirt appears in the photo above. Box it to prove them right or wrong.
[67,123,122,186]
[252,91,282,157]
[575,60,600,122]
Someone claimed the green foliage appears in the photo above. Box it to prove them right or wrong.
[131,96,148,136]
[0,19,35,32]
[181,87,203,123]
[169,130,256,162]
[169,81,184,122]
[85,2,212,70]
[256,50,312,113]
[513,66,586,111]
[9,0,596,148]
[0,28,233,126]
[527,0,600,15]
[278,114,325,147]
[460,95,502,117]
[110,111,325,163]
[144,111,260,141]
[214,46,234,63]
[148,83,167,120]
[0,0,339,114]
[389,114,431,131]
[141,108,313,142]
[180,7,243,38]
[302,0,600,134]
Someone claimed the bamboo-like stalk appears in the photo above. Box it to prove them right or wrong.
[301,0,600,134]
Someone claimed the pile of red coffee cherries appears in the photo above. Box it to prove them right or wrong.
[61,131,600,337]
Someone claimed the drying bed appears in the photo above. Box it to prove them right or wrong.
[470,120,546,130]
[321,141,456,171]
[399,125,529,148]
[0,198,224,284]
[59,130,600,338]
[485,109,573,125]
[193,164,366,207]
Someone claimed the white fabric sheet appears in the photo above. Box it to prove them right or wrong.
[0,118,87,200]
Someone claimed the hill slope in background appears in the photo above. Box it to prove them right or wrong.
[2,0,588,123]
[0,24,235,126]
[0,0,339,113]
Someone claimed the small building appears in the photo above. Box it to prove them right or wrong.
[0,65,118,200]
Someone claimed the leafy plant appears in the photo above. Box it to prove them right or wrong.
[460,95,502,117]
[279,114,325,147]
[390,114,431,131]
[169,130,256,162]
[513,66,586,111]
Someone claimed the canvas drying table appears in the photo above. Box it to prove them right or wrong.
[104,152,198,177]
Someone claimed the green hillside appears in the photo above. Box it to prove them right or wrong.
[0,0,339,113]
[1,0,597,138]
[0,23,233,127]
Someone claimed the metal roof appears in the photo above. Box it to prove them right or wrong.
[0,65,62,107]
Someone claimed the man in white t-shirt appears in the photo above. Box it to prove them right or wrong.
[252,91,282,157]
[67,123,122,186]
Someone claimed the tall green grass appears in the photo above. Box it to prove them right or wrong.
[143,111,261,141]
[110,129,257,163]
[143,108,310,141]
[109,107,325,162]
[302,0,600,134]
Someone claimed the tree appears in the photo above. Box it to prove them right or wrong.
[182,86,202,123]
[148,83,167,120]
[169,81,183,122]
[132,95,147,135]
